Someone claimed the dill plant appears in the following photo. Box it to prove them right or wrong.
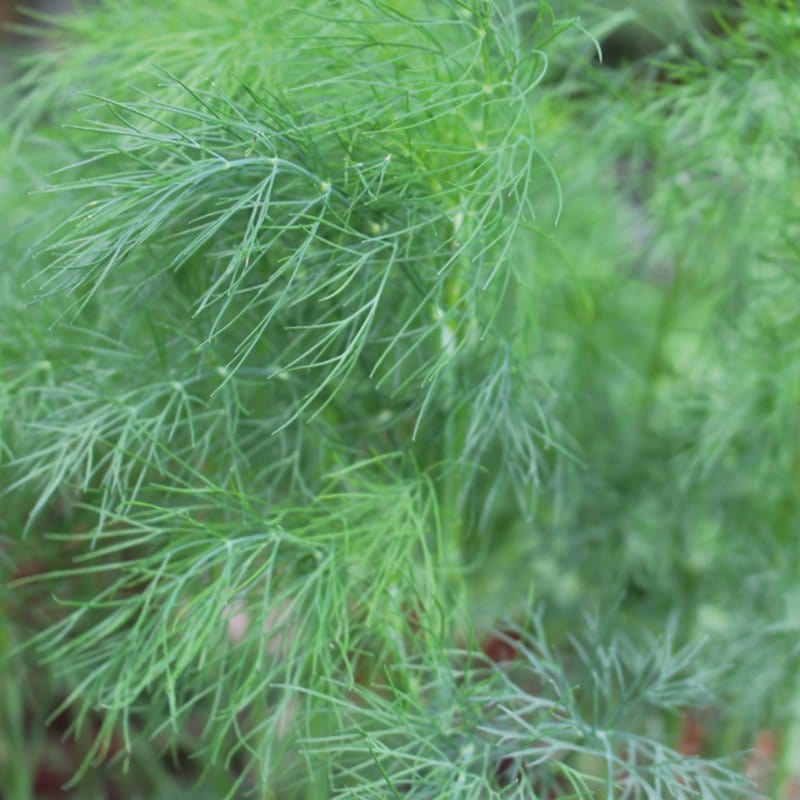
[1,0,797,797]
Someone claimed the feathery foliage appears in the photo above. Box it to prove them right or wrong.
[1,0,799,797]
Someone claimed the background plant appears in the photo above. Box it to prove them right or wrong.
[1,0,798,798]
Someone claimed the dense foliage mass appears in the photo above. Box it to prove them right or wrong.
[1,1,799,797]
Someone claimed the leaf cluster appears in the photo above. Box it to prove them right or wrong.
[2,0,799,797]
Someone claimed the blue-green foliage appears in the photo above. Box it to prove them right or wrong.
[1,0,798,797]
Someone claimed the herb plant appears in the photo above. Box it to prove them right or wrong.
[1,1,798,798]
